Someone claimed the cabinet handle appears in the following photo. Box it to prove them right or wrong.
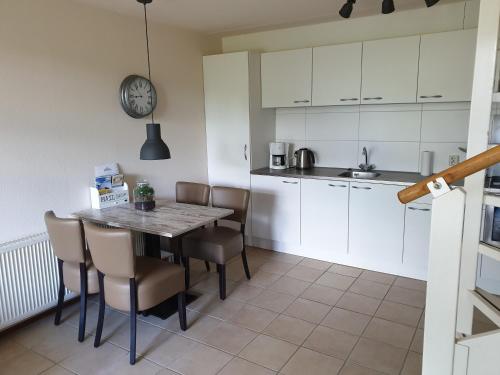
[408,206,431,211]
[419,95,443,99]
[293,100,310,103]
[328,184,347,188]
[282,181,298,184]
[339,98,358,101]
[244,144,248,161]
[352,186,371,190]
[363,97,383,100]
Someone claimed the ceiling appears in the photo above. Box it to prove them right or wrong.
[72,0,463,35]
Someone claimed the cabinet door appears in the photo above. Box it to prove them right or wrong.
[312,43,362,106]
[251,175,301,245]
[418,29,477,103]
[403,204,432,280]
[361,36,420,104]
[349,183,405,270]
[261,48,312,108]
[301,179,349,262]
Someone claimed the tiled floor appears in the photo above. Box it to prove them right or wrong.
[1,247,433,375]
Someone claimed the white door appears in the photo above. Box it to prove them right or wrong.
[261,48,312,108]
[349,182,405,272]
[312,43,362,106]
[418,29,477,103]
[203,52,251,188]
[403,204,432,280]
[361,36,420,104]
[251,175,301,247]
[301,179,349,262]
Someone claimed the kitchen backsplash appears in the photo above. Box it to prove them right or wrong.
[275,102,469,173]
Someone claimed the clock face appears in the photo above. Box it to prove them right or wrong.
[120,75,157,119]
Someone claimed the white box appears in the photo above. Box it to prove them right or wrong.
[90,183,129,209]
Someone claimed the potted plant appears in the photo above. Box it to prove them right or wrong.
[133,180,155,211]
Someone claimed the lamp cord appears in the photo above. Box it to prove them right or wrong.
[143,2,154,124]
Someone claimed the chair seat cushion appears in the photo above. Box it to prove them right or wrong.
[63,255,99,295]
[182,226,243,264]
[104,257,185,312]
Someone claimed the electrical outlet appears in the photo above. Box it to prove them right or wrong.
[449,154,459,166]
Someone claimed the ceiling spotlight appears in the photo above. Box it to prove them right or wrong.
[425,0,440,7]
[382,0,395,14]
[339,0,356,18]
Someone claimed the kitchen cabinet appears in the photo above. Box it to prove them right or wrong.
[418,29,477,103]
[261,48,312,108]
[348,182,406,271]
[312,43,362,106]
[403,203,432,280]
[301,179,349,262]
[361,36,420,104]
[251,175,301,248]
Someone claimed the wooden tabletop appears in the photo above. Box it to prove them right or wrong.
[73,201,234,238]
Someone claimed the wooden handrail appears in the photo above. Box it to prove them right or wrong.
[398,146,500,204]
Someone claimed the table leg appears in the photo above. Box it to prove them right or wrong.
[144,233,161,258]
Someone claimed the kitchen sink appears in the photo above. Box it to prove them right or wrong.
[338,170,381,179]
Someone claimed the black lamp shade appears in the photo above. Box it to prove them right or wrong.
[382,0,395,14]
[425,0,440,7]
[339,0,355,18]
[140,123,171,160]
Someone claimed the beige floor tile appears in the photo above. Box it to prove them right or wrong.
[145,333,200,367]
[239,334,298,371]
[393,277,426,292]
[0,336,27,362]
[190,274,236,295]
[375,301,423,328]
[168,341,233,375]
[40,365,75,375]
[284,298,331,324]
[177,313,223,341]
[186,292,219,313]
[280,347,344,375]
[259,260,296,275]
[321,308,371,336]
[265,252,303,265]
[401,351,422,375]
[249,290,296,313]
[336,293,381,316]
[156,369,181,375]
[359,270,396,285]
[410,329,423,354]
[303,325,358,360]
[200,298,245,321]
[228,283,265,302]
[0,350,54,375]
[349,279,390,299]
[218,357,276,375]
[11,315,68,349]
[142,307,199,333]
[385,286,426,308]
[286,265,324,282]
[301,284,344,306]
[418,312,425,329]
[104,357,163,375]
[362,318,416,349]
[247,270,282,288]
[107,319,169,356]
[230,304,278,332]
[316,272,356,291]
[329,264,363,278]
[269,276,311,296]
[202,321,257,355]
[226,260,248,282]
[298,258,333,271]
[263,314,316,345]
[339,362,385,374]
[349,338,407,375]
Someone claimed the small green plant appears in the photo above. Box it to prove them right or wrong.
[133,184,155,199]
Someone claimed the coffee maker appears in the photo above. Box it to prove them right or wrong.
[269,142,289,169]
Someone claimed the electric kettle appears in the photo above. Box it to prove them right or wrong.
[294,148,315,169]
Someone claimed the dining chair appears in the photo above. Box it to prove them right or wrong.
[44,211,99,342]
[83,222,186,365]
[182,186,251,299]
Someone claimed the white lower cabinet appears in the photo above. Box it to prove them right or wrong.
[301,179,349,262]
[348,182,406,273]
[403,204,432,280]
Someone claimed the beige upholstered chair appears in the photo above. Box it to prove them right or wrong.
[83,222,186,365]
[182,186,251,299]
[44,211,99,342]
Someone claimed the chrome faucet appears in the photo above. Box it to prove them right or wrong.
[359,147,375,171]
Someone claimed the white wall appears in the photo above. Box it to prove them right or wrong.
[0,0,221,243]
[276,103,469,173]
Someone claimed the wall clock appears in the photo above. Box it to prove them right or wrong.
[120,74,157,119]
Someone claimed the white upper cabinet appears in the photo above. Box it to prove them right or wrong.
[312,43,362,106]
[361,36,420,104]
[418,29,477,103]
[261,48,312,108]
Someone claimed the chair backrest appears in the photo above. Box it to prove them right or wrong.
[176,181,210,206]
[211,186,250,224]
[83,222,135,279]
[44,211,86,263]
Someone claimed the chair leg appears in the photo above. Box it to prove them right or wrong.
[204,261,211,272]
[94,271,105,348]
[54,259,65,326]
[217,264,226,300]
[78,263,88,342]
[129,279,137,365]
[177,292,187,331]
[241,248,251,280]
[182,256,190,289]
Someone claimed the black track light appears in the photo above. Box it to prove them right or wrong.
[425,0,440,7]
[382,0,395,14]
[339,0,356,18]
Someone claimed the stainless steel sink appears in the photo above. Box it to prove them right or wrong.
[338,170,381,179]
